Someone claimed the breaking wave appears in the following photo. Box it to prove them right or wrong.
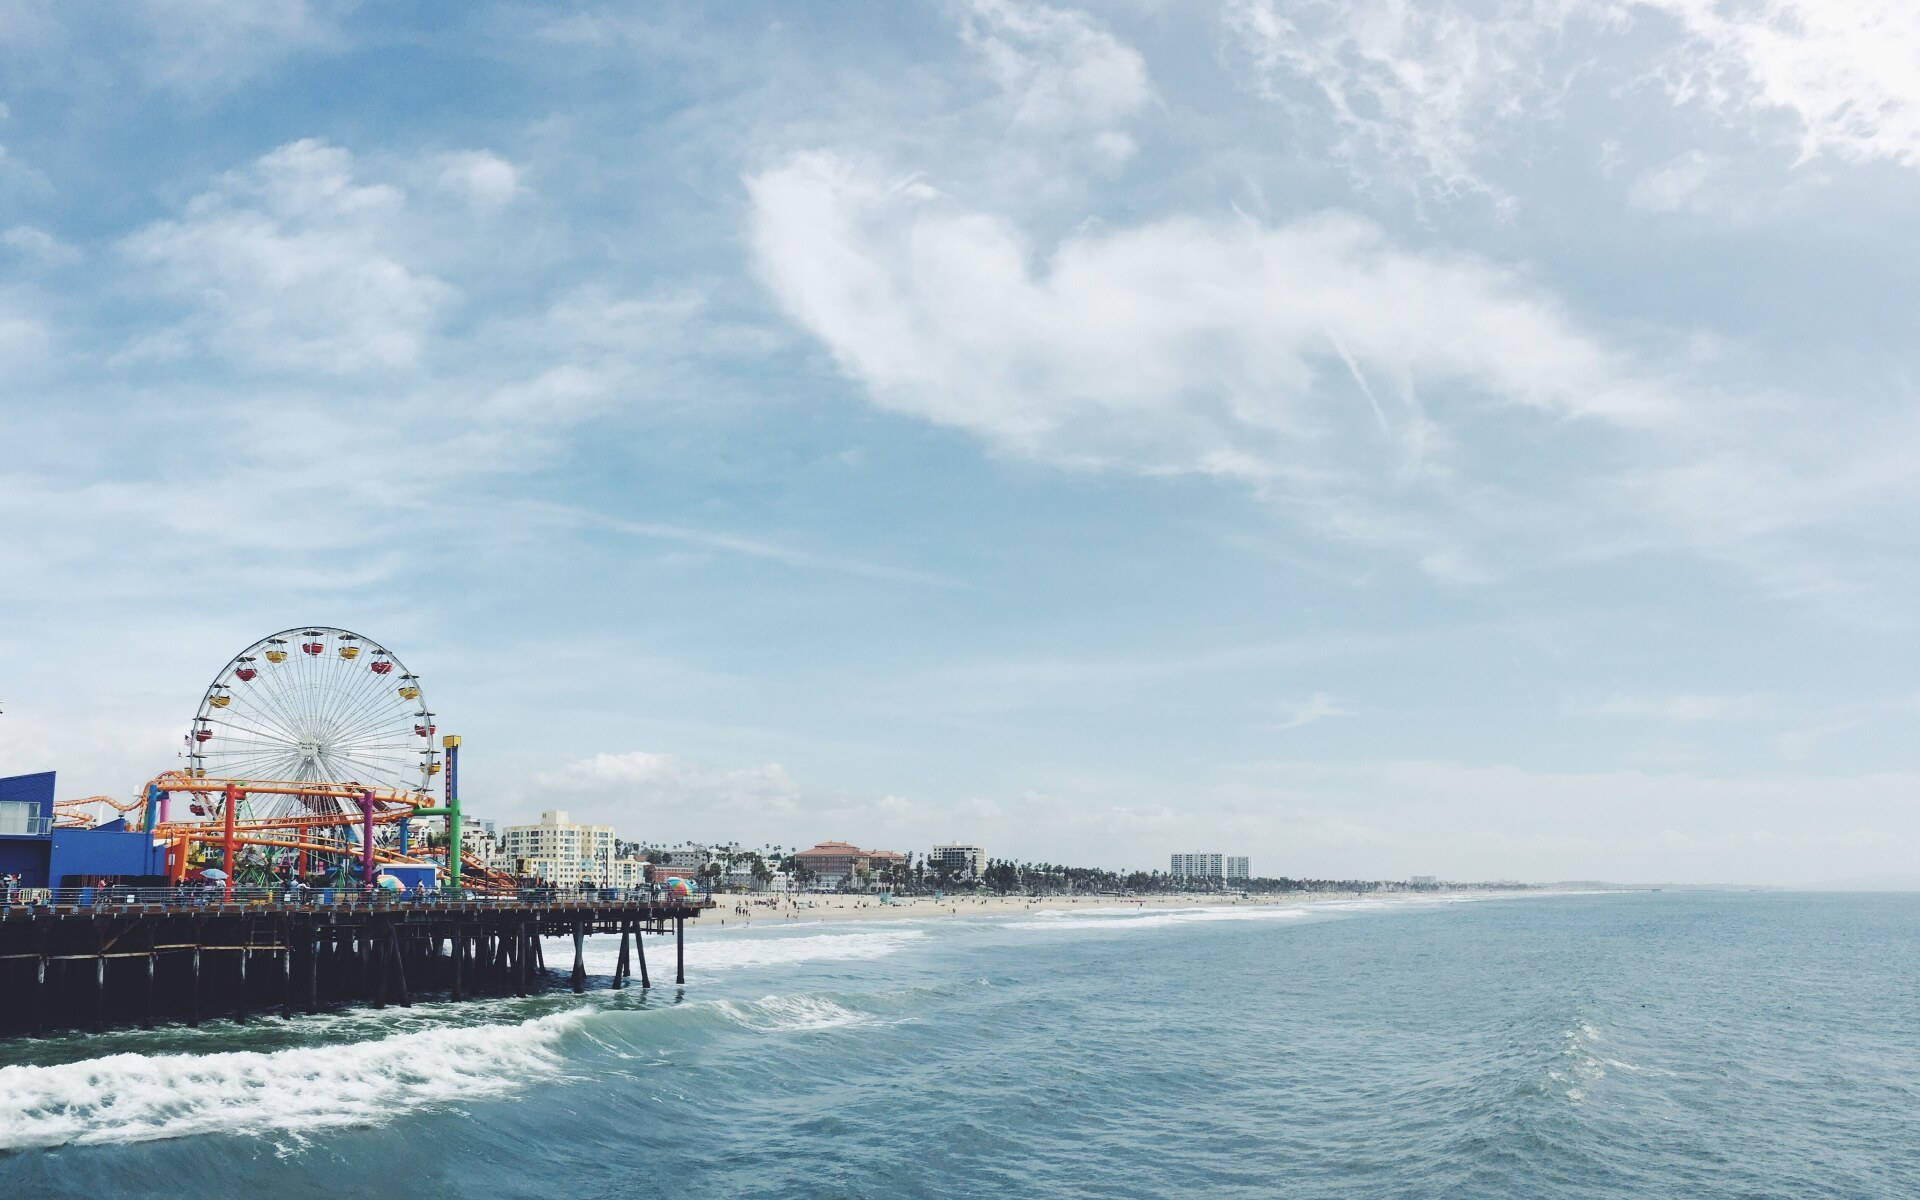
[0,1010,590,1152]
[712,994,872,1033]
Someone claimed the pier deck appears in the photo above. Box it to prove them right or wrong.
[0,892,707,1036]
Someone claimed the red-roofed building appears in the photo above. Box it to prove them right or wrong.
[792,840,904,890]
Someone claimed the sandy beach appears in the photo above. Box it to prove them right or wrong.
[703,889,1448,926]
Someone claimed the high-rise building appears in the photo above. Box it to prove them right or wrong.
[1225,856,1250,881]
[1170,852,1225,879]
[930,844,987,879]
[502,810,617,886]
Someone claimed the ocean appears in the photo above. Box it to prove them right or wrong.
[2,891,1917,1198]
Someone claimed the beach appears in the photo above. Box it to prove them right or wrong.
[706,889,1460,925]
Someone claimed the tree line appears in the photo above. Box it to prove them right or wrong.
[630,844,1528,897]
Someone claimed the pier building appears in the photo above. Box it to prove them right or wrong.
[1,772,168,890]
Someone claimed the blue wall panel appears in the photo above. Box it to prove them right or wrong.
[49,829,167,886]
[0,841,50,888]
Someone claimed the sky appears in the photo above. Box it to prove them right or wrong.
[2,0,1919,886]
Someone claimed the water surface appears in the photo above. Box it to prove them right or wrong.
[3,892,1916,1199]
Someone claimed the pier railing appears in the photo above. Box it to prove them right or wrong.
[0,884,713,914]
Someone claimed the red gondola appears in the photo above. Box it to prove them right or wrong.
[371,659,394,675]
[235,667,257,681]
[193,728,213,743]
[302,640,324,656]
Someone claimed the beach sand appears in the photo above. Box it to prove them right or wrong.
[701,890,1420,926]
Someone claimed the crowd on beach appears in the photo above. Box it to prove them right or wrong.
[702,890,1347,926]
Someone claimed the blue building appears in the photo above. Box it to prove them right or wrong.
[0,771,55,886]
[0,771,167,888]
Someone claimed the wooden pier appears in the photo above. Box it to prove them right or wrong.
[0,896,706,1037]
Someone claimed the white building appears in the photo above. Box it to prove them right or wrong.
[503,810,617,886]
[609,855,649,889]
[457,817,506,870]
[1170,852,1225,880]
[930,844,987,879]
[1226,856,1250,881]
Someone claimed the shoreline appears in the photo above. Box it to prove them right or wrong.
[699,888,1549,928]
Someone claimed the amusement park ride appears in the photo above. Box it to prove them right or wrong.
[56,626,513,898]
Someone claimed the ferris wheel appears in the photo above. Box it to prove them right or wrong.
[187,627,437,809]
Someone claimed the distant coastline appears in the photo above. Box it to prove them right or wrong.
[703,886,1582,927]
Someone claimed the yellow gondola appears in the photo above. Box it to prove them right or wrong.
[398,684,420,700]
[426,761,442,775]
[209,693,231,708]
[264,646,288,663]
[339,645,361,660]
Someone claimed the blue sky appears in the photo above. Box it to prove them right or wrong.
[3,0,1919,884]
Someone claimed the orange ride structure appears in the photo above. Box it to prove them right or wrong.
[125,626,508,898]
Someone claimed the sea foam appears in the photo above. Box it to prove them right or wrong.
[0,1009,588,1151]
[1006,904,1317,932]
[553,927,927,979]
[712,994,873,1033]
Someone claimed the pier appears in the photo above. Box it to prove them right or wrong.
[0,890,707,1037]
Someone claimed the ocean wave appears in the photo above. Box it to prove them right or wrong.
[712,994,873,1033]
[1555,1020,1609,1103]
[1005,905,1317,932]
[551,927,927,979]
[0,1010,589,1151]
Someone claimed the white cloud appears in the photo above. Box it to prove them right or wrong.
[539,750,804,820]
[2,224,78,263]
[1220,0,1920,208]
[1090,129,1138,166]
[1578,692,1765,722]
[527,751,929,849]
[516,500,965,588]
[1222,757,1920,883]
[1639,0,1920,168]
[133,0,349,94]
[747,150,1662,482]
[434,149,521,208]
[1221,0,1592,203]
[1626,149,1721,212]
[118,138,455,372]
[964,0,1152,128]
[1274,692,1353,731]
[0,309,51,369]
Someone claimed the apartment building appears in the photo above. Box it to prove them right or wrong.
[502,810,617,886]
[930,844,987,879]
